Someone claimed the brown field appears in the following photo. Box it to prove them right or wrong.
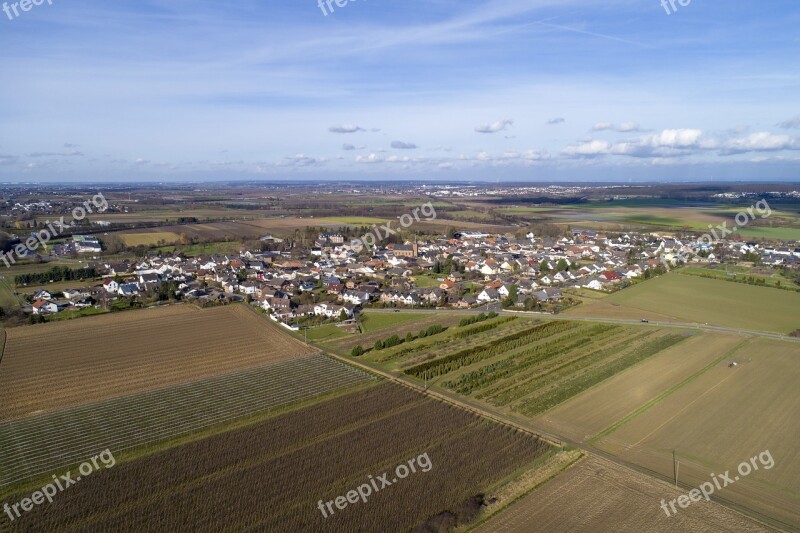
[536,332,745,442]
[476,456,771,533]
[118,231,183,246]
[115,221,269,242]
[6,383,553,532]
[0,305,316,421]
[594,338,800,529]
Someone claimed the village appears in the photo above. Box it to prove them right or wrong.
[24,228,800,326]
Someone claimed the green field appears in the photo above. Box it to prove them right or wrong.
[567,274,800,334]
[400,321,687,417]
[358,311,429,333]
[303,324,349,342]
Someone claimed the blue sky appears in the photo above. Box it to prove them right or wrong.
[1,0,799,182]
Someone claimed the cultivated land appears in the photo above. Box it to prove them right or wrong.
[397,319,689,418]
[118,231,183,247]
[4,383,553,532]
[476,456,772,533]
[536,332,746,442]
[566,273,800,334]
[592,337,800,529]
[321,313,464,356]
[0,354,372,488]
[0,305,316,420]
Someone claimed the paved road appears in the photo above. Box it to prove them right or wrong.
[364,307,800,343]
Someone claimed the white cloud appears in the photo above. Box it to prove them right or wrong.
[475,119,513,134]
[562,139,612,157]
[618,121,642,132]
[391,141,418,149]
[591,122,613,131]
[277,153,326,167]
[328,124,365,134]
[547,117,565,125]
[720,132,799,155]
[355,153,381,163]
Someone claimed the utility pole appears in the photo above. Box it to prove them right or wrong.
[673,450,679,488]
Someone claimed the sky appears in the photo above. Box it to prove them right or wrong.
[1,0,799,183]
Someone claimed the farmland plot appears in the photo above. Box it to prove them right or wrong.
[476,456,771,533]
[594,338,800,529]
[0,354,373,488]
[536,332,745,442]
[0,305,316,420]
[4,384,553,532]
[403,321,689,418]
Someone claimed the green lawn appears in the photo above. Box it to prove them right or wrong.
[412,275,443,288]
[568,274,800,334]
[359,311,428,333]
[303,324,349,342]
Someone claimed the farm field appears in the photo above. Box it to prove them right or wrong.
[360,316,533,371]
[4,383,553,532]
[401,320,689,418]
[0,304,316,420]
[359,311,432,333]
[594,337,800,529]
[323,313,512,360]
[535,332,746,442]
[0,354,373,488]
[566,273,800,334]
[118,231,183,247]
[476,456,771,533]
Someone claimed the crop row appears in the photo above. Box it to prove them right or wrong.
[446,325,621,395]
[0,354,371,487]
[384,318,533,365]
[483,328,645,405]
[11,383,552,532]
[515,333,688,416]
[405,321,583,379]
[451,317,516,339]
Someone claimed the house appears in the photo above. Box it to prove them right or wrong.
[32,290,53,301]
[118,283,141,297]
[32,299,59,315]
[103,279,120,294]
[532,288,563,302]
[342,290,372,305]
[477,288,499,302]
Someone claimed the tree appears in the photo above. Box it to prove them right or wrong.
[351,345,365,356]
[539,260,550,273]
[373,339,384,351]
[557,259,569,272]
[405,332,414,343]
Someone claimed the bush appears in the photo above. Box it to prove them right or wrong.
[351,345,365,357]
